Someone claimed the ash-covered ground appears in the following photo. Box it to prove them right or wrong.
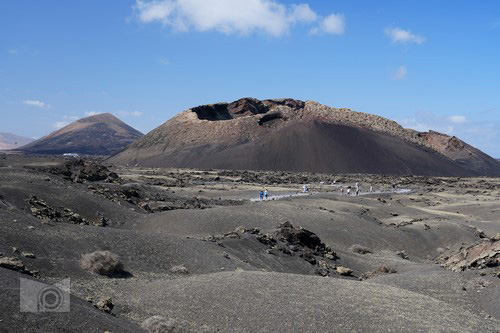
[0,154,499,332]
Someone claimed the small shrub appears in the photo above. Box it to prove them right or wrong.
[350,244,372,254]
[141,316,186,333]
[170,265,189,274]
[80,250,123,276]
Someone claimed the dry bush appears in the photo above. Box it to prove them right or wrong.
[141,316,186,333]
[80,250,123,276]
[350,244,372,254]
[170,265,189,274]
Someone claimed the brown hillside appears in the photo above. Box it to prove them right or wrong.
[109,98,500,176]
[20,113,143,156]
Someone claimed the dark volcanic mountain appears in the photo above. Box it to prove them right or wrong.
[19,113,143,156]
[109,98,500,176]
[0,132,34,150]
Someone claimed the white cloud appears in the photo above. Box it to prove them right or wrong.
[310,13,345,35]
[52,121,69,129]
[393,65,407,80]
[22,100,49,108]
[116,110,143,117]
[85,111,100,116]
[159,57,169,65]
[63,115,79,121]
[385,27,425,44]
[449,115,466,123]
[400,113,500,157]
[8,49,19,55]
[289,4,317,23]
[400,118,454,134]
[134,0,321,36]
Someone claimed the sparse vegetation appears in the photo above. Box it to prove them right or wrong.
[80,250,123,276]
[350,244,372,254]
[170,265,189,274]
[141,316,186,333]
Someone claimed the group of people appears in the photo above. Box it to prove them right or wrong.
[258,182,375,200]
[340,182,374,196]
[259,189,269,201]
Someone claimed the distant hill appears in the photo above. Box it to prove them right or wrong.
[109,98,500,176]
[19,113,143,156]
[0,133,34,150]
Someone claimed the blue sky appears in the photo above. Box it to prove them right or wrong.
[1,1,499,156]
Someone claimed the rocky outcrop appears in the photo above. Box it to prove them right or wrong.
[49,159,120,183]
[419,131,500,176]
[441,239,499,272]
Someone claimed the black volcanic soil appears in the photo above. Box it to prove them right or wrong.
[0,155,499,332]
[19,113,143,156]
[109,98,500,177]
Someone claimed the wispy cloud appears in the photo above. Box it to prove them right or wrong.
[392,65,407,80]
[8,49,19,55]
[310,13,345,35]
[84,111,100,116]
[116,110,143,117]
[22,100,49,108]
[399,112,500,156]
[400,117,454,134]
[449,115,466,124]
[385,27,425,44]
[134,0,330,36]
[159,57,169,65]
[52,121,69,129]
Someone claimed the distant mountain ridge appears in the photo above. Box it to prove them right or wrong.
[0,133,34,150]
[109,97,500,176]
[19,113,143,156]
[418,130,500,176]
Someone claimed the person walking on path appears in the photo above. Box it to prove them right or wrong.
[259,191,264,201]
[264,189,269,200]
[340,186,344,195]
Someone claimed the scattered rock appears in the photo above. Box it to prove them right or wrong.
[315,268,329,277]
[95,297,114,314]
[21,252,36,259]
[0,257,25,271]
[441,239,499,272]
[0,257,35,276]
[491,233,500,241]
[53,159,120,183]
[474,229,487,239]
[274,221,326,254]
[396,251,409,260]
[336,266,353,276]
